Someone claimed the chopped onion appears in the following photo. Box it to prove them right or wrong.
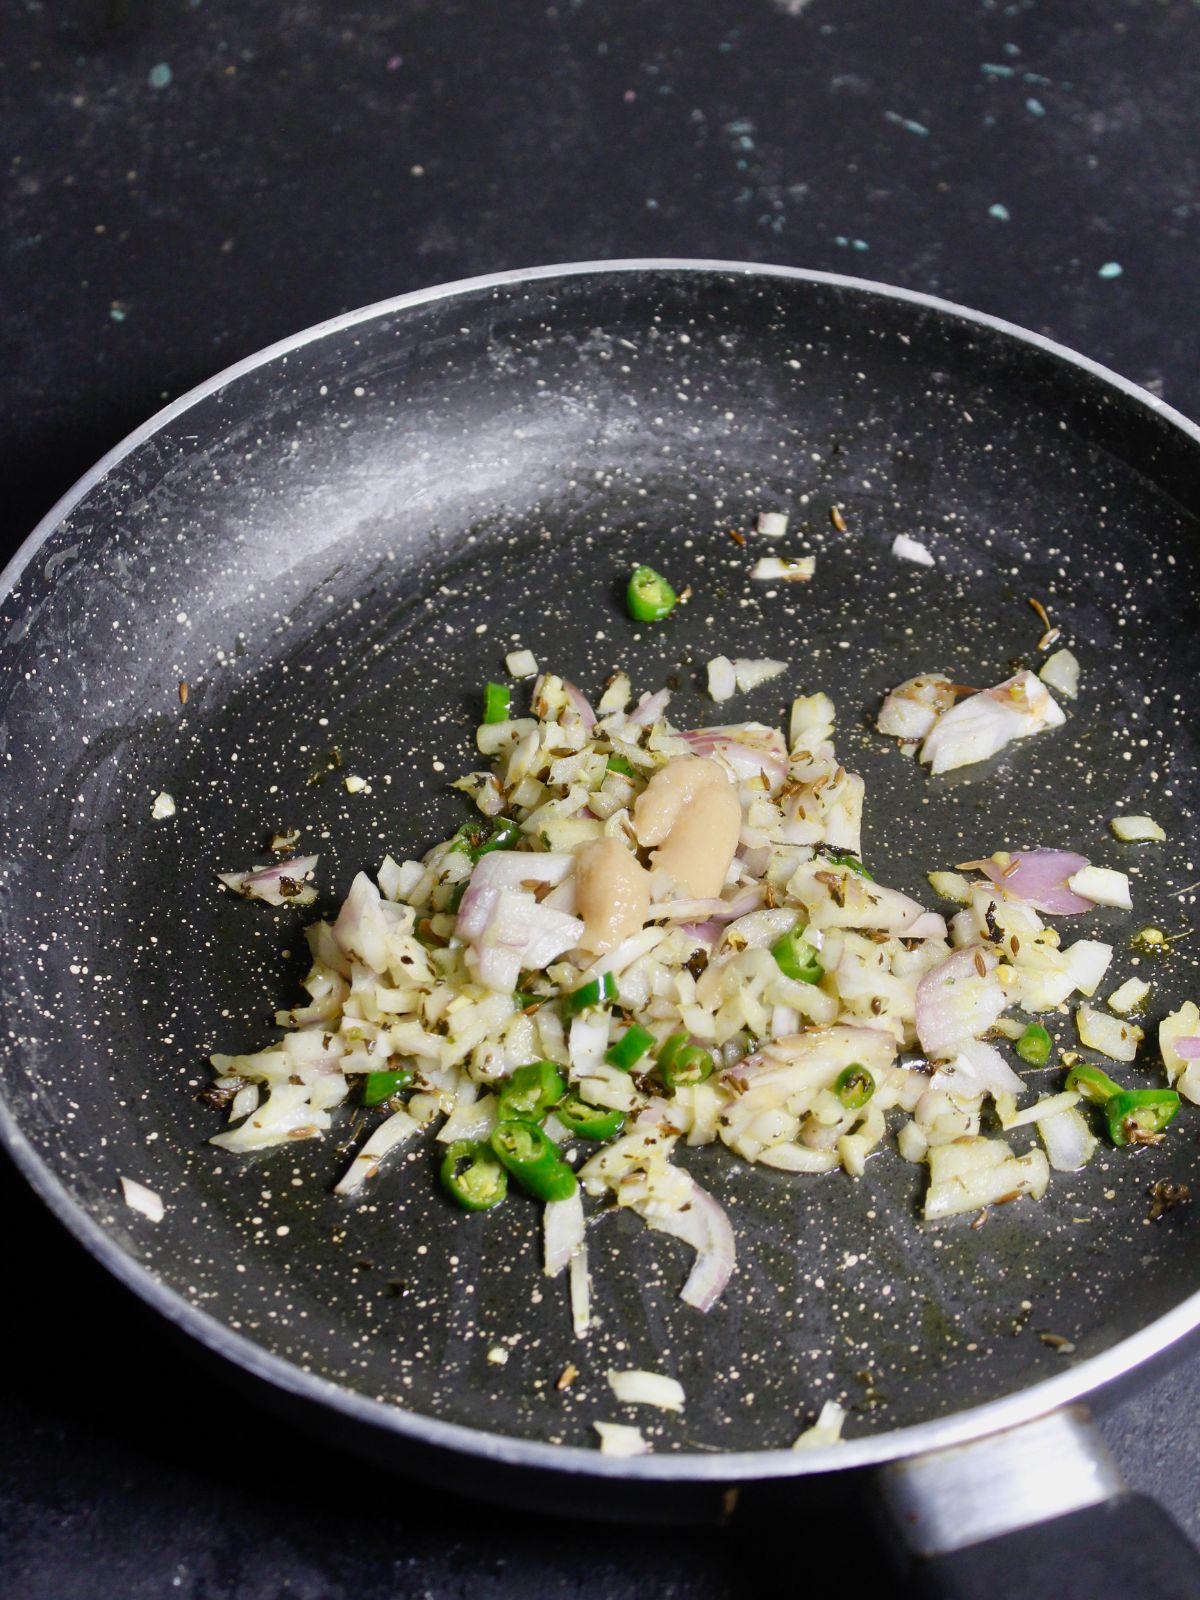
[594,1421,648,1457]
[891,534,935,566]
[626,687,672,726]
[1001,1090,1080,1130]
[706,656,737,703]
[924,1137,1049,1220]
[544,1189,586,1278]
[792,1400,846,1450]
[151,791,176,820]
[756,511,789,538]
[1076,1002,1142,1062]
[732,657,788,692]
[217,855,319,908]
[1065,865,1132,910]
[1108,977,1150,1016]
[506,648,538,678]
[914,945,1005,1059]
[981,850,1092,915]
[1039,648,1080,700]
[919,672,1065,776]
[1161,1004,1200,1103]
[570,1245,591,1337]
[931,1039,1024,1099]
[750,555,815,582]
[641,1173,735,1312]
[334,1110,419,1196]
[1059,939,1113,997]
[877,674,956,742]
[1037,1105,1096,1171]
[120,1176,164,1223]
[606,1369,686,1413]
[562,680,597,731]
[927,869,972,904]
[1110,815,1166,843]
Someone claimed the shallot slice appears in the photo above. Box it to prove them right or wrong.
[981,850,1092,915]
[644,1174,736,1313]
[217,855,319,907]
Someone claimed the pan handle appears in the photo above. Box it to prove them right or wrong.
[875,1407,1200,1600]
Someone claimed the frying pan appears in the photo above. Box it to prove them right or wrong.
[3,260,1200,1596]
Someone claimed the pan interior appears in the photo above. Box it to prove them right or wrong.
[2,267,1198,1456]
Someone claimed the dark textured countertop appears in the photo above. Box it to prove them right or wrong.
[3,2,1199,1594]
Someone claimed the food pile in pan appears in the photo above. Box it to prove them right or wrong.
[208,583,1197,1331]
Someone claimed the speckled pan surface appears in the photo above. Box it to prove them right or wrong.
[2,262,1199,1483]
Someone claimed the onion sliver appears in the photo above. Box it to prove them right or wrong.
[981,850,1092,915]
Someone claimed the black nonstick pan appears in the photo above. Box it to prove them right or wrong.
[3,261,1200,1596]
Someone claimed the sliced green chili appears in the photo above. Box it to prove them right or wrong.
[361,1066,413,1106]
[823,851,874,881]
[1065,1063,1124,1104]
[489,1120,578,1201]
[606,754,636,778]
[626,564,678,623]
[556,1092,626,1141]
[1015,1023,1052,1067]
[835,1063,875,1109]
[1105,1089,1181,1147]
[662,1044,714,1090]
[440,1139,508,1211]
[605,1023,655,1072]
[497,1060,566,1124]
[770,927,824,985]
[451,815,521,862]
[566,971,617,1014]
[655,1033,713,1090]
[482,681,511,724]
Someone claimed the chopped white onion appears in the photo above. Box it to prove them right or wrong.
[606,1369,686,1413]
[151,791,176,820]
[1076,1002,1142,1062]
[924,1137,1049,1220]
[919,672,1064,775]
[1108,977,1150,1016]
[544,1190,586,1278]
[120,1176,164,1223]
[792,1399,846,1450]
[1037,1105,1096,1171]
[334,1110,419,1196]
[749,555,815,582]
[1039,648,1080,700]
[570,1245,591,1337]
[706,656,737,703]
[891,534,935,567]
[594,1421,648,1457]
[1110,815,1166,843]
[732,657,788,693]
[757,510,789,538]
[1065,865,1131,910]
[506,648,538,678]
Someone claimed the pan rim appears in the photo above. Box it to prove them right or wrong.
[4,256,1200,1484]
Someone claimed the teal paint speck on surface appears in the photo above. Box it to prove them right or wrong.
[109,306,127,322]
[980,63,1015,77]
[1098,261,1124,279]
[148,61,173,89]
[988,203,1010,221]
[1025,97,1045,116]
